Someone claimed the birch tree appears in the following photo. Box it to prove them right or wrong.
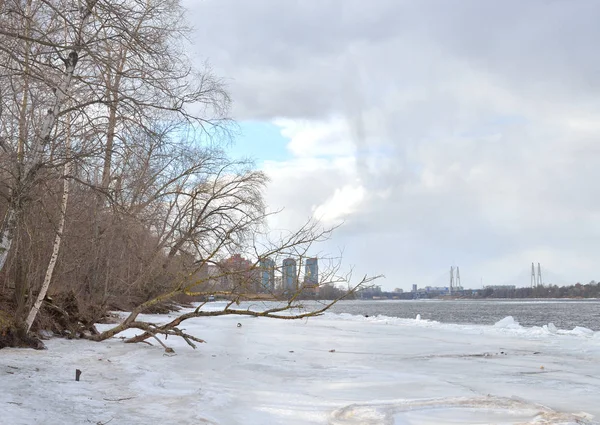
[0,0,98,269]
[24,115,72,332]
[0,0,102,331]
[0,0,229,335]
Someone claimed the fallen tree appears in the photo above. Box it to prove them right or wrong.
[88,221,381,352]
[94,275,379,351]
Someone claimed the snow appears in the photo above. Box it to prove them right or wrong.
[1,302,599,424]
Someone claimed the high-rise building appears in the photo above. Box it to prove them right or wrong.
[219,254,254,291]
[259,258,276,293]
[282,258,297,292]
[304,258,318,286]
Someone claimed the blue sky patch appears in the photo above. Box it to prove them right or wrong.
[226,121,291,164]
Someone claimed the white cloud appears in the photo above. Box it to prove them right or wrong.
[261,154,358,232]
[274,118,355,158]
[313,183,366,226]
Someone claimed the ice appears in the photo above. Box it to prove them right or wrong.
[494,316,521,329]
[330,397,591,425]
[1,304,599,424]
[570,326,595,337]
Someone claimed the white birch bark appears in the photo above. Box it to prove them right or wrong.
[25,148,71,332]
[0,209,16,270]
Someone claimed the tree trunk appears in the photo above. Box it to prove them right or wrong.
[0,207,16,270]
[87,49,124,299]
[25,137,72,333]
[12,206,27,324]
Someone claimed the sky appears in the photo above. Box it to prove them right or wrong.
[181,0,600,291]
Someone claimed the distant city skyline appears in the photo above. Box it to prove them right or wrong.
[215,255,321,294]
[211,254,569,294]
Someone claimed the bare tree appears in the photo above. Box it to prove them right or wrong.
[0,1,381,350]
[0,0,104,335]
[0,0,229,336]
[0,0,99,269]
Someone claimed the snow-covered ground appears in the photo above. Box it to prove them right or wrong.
[1,301,599,424]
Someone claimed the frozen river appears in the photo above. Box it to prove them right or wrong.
[316,299,600,330]
[2,302,599,424]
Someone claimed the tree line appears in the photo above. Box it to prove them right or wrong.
[473,282,600,299]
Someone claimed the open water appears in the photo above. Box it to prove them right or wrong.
[316,299,600,331]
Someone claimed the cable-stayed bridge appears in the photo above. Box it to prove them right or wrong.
[422,264,570,291]
[499,264,569,288]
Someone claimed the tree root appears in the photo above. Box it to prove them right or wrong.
[0,325,46,350]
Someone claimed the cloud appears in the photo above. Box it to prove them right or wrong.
[183,0,600,289]
[274,118,355,158]
[313,183,366,226]
[261,154,358,231]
